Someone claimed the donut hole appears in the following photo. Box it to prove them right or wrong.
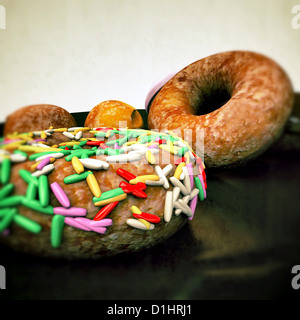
[194,81,232,116]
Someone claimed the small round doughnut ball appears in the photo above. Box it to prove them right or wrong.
[4,104,77,135]
[85,100,144,129]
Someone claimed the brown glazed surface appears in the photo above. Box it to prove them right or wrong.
[4,104,77,136]
[148,51,294,167]
[0,142,187,260]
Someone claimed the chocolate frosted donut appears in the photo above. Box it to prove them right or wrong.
[147,51,294,167]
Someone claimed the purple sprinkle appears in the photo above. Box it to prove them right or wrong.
[188,195,198,221]
[64,217,91,231]
[50,182,71,208]
[1,229,10,236]
[147,144,159,149]
[28,139,47,145]
[36,156,51,170]
[114,143,120,150]
[53,207,87,217]
[90,219,113,227]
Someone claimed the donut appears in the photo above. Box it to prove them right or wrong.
[147,51,294,167]
[4,104,77,136]
[85,100,144,129]
[0,124,206,259]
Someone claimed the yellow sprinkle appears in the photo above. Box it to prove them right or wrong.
[30,161,40,172]
[123,141,137,147]
[159,144,178,155]
[167,140,174,148]
[129,175,160,185]
[71,156,85,174]
[59,141,81,146]
[145,150,156,165]
[28,132,34,138]
[184,151,190,164]
[144,142,159,147]
[131,206,142,215]
[19,146,63,153]
[54,128,68,133]
[86,173,102,198]
[105,130,112,138]
[2,140,27,151]
[49,126,54,129]
[138,218,151,230]
[88,131,101,134]
[79,138,88,141]
[174,162,186,180]
[40,131,47,140]
[74,127,90,133]
[86,138,99,142]
[16,134,33,141]
[51,144,59,148]
[94,193,127,207]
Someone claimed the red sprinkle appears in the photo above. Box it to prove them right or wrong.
[119,181,147,198]
[132,190,147,199]
[117,168,136,181]
[86,141,105,146]
[157,139,167,144]
[133,212,161,223]
[99,144,109,149]
[95,127,114,131]
[65,147,69,151]
[175,157,187,165]
[93,201,119,221]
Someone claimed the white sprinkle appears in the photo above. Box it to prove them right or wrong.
[31,143,50,148]
[172,187,181,205]
[75,131,83,141]
[10,153,27,163]
[68,127,83,132]
[79,158,109,170]
[126,218,155,230]
[154,165,169,189]
[63,132,75,140]
[169,177,189,196]
[106,153,141,163]
[164,191,173,222]
[174,195,191,216]
[0,150,10,155]
[32,164,55,177]
[144,179,164,186]
[180,171,185,180]
[44,129,54,135]
[178,199,193,217]
[120,145,133,153]
[183,166,191,193]
[189,188,199,199]
[35,152,65,161]
[162,164,173,177]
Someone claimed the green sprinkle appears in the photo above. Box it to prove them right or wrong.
[93,188,125,203]
[64,171,92,184]
[177,146,190,157]
[94,131,107,138]
[104,148,125,156]
[0,208,17,232]
[73,145,82,150]
[95,149,106,155]
[105,139,119,146]
[21,198,54,214]
[0,208,15,218]
[1,158,11,185]
[38,175,49,207]
[51,214,65,248]
[19,169,38,186]
[0,195,24,208]
[0,183,14,200]
[65,150,95,161]
[13,150,28,158]
[79,140,87,147]
[26,182,38,200]
[14,214,42,234]
[194,177,205,201]
[118,133,133,146]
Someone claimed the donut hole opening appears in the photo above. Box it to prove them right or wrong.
[194,84,231,116]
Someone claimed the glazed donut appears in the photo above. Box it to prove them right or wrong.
[4,104,77,136]
[148,51,294,167]
[0,124,206,259]
[85,100,144,129]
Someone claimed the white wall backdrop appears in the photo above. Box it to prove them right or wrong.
[0,0,299,122]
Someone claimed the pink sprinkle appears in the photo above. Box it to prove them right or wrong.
[188,195,198,221]
[36,156,51,170]
[90,219,113,227]
[53,207,87,217]
[0,139,21,145]
[186,163,194,189]
[50,182,71,208]
[28,139,47,145]
[89,226,107,234]
[64,217,91,231]
[73,218,107,234]
[197,174,207,199]
[114,143,120,149]
[147,144,159,149]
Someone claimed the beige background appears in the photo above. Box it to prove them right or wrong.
[0,0,299,122]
